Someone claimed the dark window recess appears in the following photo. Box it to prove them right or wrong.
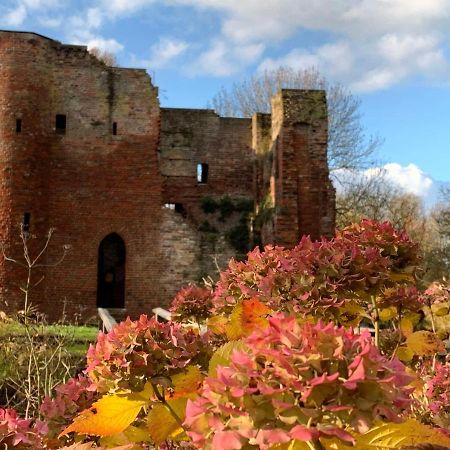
[16,119,22,133]
[197,163,209,183]
[112,122,117,135]
[55,114,66,134]
[22,212,30,232]
[164,203,186,217]
[174,203,186,216]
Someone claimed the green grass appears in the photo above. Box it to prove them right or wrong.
[0,322,98,381]
[0,322,98,340]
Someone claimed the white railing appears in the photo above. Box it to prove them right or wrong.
[152,307,171,322]
[98,307,118,332]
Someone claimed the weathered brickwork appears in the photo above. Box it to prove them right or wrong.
[0,31,335,321]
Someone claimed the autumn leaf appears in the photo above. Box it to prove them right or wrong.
[99,426,151,447]
[396,346,414,363]
[170,366,203,399]
[379,306,397,322]
[58,443,135,450]
[60,394,147,437]
[226,298,271,340]
[338,301,365,327]
[399,317,414,337]
[406,331,444,356]
[209,340,248,377]
[207,315,228,334]
[147,398,188,444]
[350,419,450,448]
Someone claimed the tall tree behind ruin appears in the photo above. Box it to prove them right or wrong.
[210,66,381,174]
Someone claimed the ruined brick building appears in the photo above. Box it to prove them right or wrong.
[0,31,335,321]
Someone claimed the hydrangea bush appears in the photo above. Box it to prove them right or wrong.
[3,220,450,450]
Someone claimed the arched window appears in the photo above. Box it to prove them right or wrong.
[97,233,126,308]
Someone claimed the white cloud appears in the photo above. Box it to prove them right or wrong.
[86,37,124,54]
[1,0,63,26]
[3,5,27,26]
[190,40,265,76]
[334,163,436,207]
[37,15,63,27]
[167,0,450,86]
[98,0,155,18]
[259,42,353,79]
[379,163,434,196]
[146,38,188,69]
[24,0,450,84]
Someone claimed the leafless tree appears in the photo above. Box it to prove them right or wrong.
[89,47,118,66]
[336,170,428,238]
[210,66,381,173]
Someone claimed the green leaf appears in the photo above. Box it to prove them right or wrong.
[208,340,248,377]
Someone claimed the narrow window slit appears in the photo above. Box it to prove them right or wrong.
[55,114,66,134]
[197,163,209,184]
[16,119,22,133]
[112,122,117,135]
[22,212,30,232]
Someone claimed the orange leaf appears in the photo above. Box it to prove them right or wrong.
[226,298,271,340]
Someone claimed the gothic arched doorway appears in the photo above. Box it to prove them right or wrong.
[97,233,126,308]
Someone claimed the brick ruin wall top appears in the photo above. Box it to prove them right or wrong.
[0,30,335,321]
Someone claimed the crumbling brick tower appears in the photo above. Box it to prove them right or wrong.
[0,31,162,321]
[254,90,335,247]
[0,30,335,321]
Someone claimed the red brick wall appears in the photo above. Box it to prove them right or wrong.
[0,32,336,322]
[0,31,162,321]
[256,90,335,247]
[160,108,253,225]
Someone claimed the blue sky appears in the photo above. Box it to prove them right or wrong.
[1,0,450,201]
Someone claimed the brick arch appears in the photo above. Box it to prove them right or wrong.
[97,233,126,308]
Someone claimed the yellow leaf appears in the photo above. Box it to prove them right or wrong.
[404,311,421,326]
[208,340,248,377]
[338,301,365,327]
[58,442,134,450]
[389,271,415,283]
[147,398,188,445]
[434,305,450,317]
[99,426,151,447]
[60,394,147,437]
[271,441,312,449]
[396,346,414,363]
[170,366,203,399]
[206,315,228,335]
[400,317,414,337]
[379,307,397,322]
[226,304,245,340]
[406,331,444,356]
[353,419,450,448]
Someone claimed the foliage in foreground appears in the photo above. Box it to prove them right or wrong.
[3,220,450,449]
